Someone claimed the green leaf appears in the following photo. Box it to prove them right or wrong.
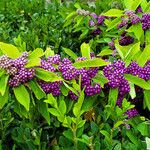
[0,75,9,96]
[100,130,111,141]
[63,47,78,60]
[124,42,140,64]
[77,120,86,128]
[114,121,123,128]
[80,43,91,59]
[128,24,144,41]
[137,44,150,67]
[131,0,142,10]
[63,129,73,140]
[13,85,30,111]
[45,47,54,58]
[48,108,60,117]
[65,11,77,21]
[106,17,121,31]
[73,15,84,28]
[38,100,50,125]
[25,58,41,68]
[124,0,133,9]
[79,29,89,39]
[14,101,28,118]
[146,30,150,45]
[136,122,150,136]
[82,96,97,112]
[59,99,66,115]
[0,86,9,109]
[28,80,46,99]
[73,58,109,68]
[102,9,124,17]
[124,74,150,90]
[129,82,136,99]
[141,0,148,12]
[108,88,118,107]
[144,90,150,110]
[60,85,69,96]
[44,94,58,108]
[36,68,62,82]
[73,89,85,117]
[126,130,138,146]
[97,49,113,56]
[0,42,21,58]
[63,81,79,96]
[92,73,108,88]
[115,44,126,59]
[28,48,44,59]
[0,69,5,78]
[146,137,150,150]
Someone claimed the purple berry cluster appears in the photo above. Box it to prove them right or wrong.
[142,14,150,30]
[119,35,134,46]
[38,54,102,99]
[125,108,138,118]
[103,60,138,118]
[118,10,141,29]
[38,55,62,96]
[103,60,130,106]
[59,58,79,80]
[126,61,150,81]
[0,52,35,87]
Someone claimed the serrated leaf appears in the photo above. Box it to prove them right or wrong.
[36,68,62,82]
[124,74,150,90]
[137,44,150,67]
[73,58,109,68]
[0,75,9,96]
[28,80,46,99]
[13,85,30,111]
[63,47,78,60]
[25,58,41,68]
[102,9,124,17]
[0,42,21,58]
[28,48,44,59]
